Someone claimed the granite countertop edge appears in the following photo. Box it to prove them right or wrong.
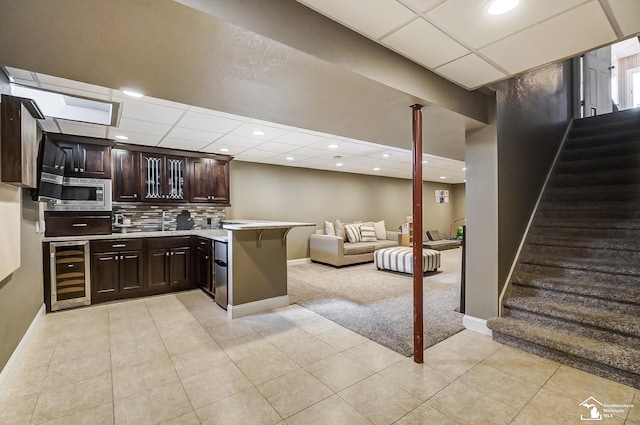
[42,229,229,243]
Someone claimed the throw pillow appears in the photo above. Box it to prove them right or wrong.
[373,220,386,240]
[427,230,442,241]
[335,219,346,239]
[344,223,362,243]
[324,220,336,236]
[360,225,377,242]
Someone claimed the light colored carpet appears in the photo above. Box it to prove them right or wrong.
[288,248,464,356]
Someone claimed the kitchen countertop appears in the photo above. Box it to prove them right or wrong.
[42,229,229,243]
[221,220,316,230]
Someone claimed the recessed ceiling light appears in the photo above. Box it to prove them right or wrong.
[336,163,343,167]
[122,89,144,98]
[439,176,446,179]
[114,135,129,140]
[382,153,391,158]
[487,0,519,15]
[219,148,230,152]
[373,167,381,171]
[286,156,295,161]
[328,144,339,149]
[464,179,467,183]
[422,160,428,164]
[462,167,467,171]
[252,130,265,136]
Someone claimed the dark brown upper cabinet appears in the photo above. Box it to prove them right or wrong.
[141,152,189,202]
[112,149,141,202]
[0,94,45,188]
[188,157,230,205]
[55,141,111,179]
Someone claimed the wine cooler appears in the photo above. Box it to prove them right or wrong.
[50,240,91,311]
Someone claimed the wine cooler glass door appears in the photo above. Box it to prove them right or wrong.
[50,241,91,311]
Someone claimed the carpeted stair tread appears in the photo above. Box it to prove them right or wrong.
[487,317,640,375]
[554,154,640,174]
[511,272,640,304]
[572,108,640,128]
[549,168,640,187]
[571,116,640,137]
[559,140,640,161]
[538,200,640,212]
[518,253,640,276]
[529,225,640,241]
[522,243,640,262]
[503,296,640,337]
[515,262,640,286]
[527,234,640,252]
[543,184,640,202]
[564,128,640,149]
[532,217,640,230]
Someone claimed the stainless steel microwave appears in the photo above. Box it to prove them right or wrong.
[48,177,112,211]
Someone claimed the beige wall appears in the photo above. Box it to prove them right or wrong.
[451,183,466,235]
[228,161,463,259]
[0,193,44,372]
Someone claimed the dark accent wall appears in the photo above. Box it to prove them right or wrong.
[496,60,576,290]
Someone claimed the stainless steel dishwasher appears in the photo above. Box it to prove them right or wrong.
[214,240,228,309]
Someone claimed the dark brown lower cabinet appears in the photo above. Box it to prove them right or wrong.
[90,239,144,303]
[146,236,192,290]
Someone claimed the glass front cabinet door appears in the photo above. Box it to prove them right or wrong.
[142,153,188,202]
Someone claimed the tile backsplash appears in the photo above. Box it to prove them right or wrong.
[112,205,226,233]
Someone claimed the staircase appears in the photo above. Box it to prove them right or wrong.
[487,108,640,389]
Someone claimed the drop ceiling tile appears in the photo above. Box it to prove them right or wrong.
[480,1,616,74]
[400,0,444,13]
[229,123,290,140]
[38,83,111,101]
[5,67,34,81]
[166,126,223,143]
[177,111,244,133]
[273,131,331,146]
[297,0,415,39]
[107,129,162,146]
[189,105,251,122]
[117,117,171,136]
[294,157,334,167]
[158,137,209,151]
[57,120,107,138]
[37,118,59,133]
[232,149,280,161]
[249,141,300,153]
[607,0,640,36]
[121,100,185,124]
[309,140,381,155]
[287,147,331,157]
[382,18,469,68]
[36,73,111,95]
[211,134,267,148]
[198,142,247,155]
[426,0,585,49]
[435,54,507,89]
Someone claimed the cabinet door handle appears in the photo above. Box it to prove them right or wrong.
[133,193,137,198]
[115,256,119,261]
[74,168,79,172]
[112,244,126,248]
[166,252,169,256]
[205,256,209,260]
[54,164,59,169]
[171,252,174,256]
[79,168,84,173]
[72,223,88,227]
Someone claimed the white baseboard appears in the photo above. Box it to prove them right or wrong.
[0,304,45,390]
[227,295,290,319]
[287,258,311,266]
[463,314,493,337]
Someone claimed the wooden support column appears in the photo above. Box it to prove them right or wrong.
[411,104,424,363]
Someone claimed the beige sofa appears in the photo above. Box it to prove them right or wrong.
[310,230,400,267]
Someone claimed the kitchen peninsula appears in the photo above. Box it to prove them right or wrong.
[42,220,314,318]
[220,220,315,318]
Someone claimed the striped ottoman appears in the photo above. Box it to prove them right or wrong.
[374,247,440,274]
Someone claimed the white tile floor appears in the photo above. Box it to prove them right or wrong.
[0,290,637,425]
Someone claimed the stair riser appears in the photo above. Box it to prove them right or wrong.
[510,285,640,313]
[544,190,640,203]
[492,332,640,389]
[535,209,640,220]
[550,170,640,187]
[560,143,640,161]
[572,109,640,129]
[511,276,640,304]
[523,243,640,261]
[529,226,640,240]
[565,132,640,150]
[504,308,640,348]
[555,156,640,174]
[517,256,640,278]
[571,119,640,137]
[515,263,639,285]
[532,218,640,229]
[526,237,640,253]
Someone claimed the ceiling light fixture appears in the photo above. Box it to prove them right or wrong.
[336,163,343,167]
[487,0,519,15]
[373,167,381,171]
[219,148,230,152]
[462,167,467,171]
[122,89,144,98]
[382,153,391,158]
[286,156,295,161]
[439,176,446,179]
[252,130,265,136]
[328,144,339,149]
[422,160,428,164]
[114,135,129,140]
